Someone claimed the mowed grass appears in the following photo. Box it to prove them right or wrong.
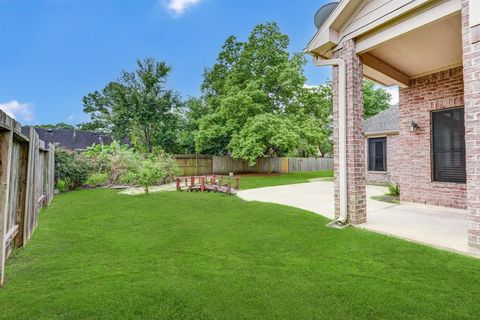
[239,170,333,190]
[1,189,480,319]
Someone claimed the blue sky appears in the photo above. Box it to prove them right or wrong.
[0,0,397,125]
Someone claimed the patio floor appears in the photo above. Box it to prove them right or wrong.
[237,181,480,258]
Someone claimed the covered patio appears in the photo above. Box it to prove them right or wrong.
[306,0,480,249]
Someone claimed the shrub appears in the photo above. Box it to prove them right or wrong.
[56,179,67,193]
[84,142,130,173]
[150,148,179,184]
[118,171,138,185]
[137,158,164,194]
[386,183,400,197]
[108,149,141,185]
[55,147,91,191]
[135,150,179,194]
[86,173,108,187]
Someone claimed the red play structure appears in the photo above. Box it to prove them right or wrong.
[176,175,240,195]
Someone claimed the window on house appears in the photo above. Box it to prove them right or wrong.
[432,107,466,183]
[368,137,387,171]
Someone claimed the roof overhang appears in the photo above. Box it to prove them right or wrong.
[306,0,465,88]
[307,0,363,58]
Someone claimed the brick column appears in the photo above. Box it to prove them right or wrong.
[463,0,480,249]
[332,39,367,224]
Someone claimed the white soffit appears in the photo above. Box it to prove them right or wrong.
[366,14,462,78]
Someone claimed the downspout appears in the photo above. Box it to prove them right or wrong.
[312,56,348,224]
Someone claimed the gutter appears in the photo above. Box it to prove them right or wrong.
[312,56,348,225]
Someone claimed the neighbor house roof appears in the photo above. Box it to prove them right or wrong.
[21,127,129,151]
[364,105,399,135]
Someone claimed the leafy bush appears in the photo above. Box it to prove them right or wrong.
[57,142,178,193]
[86,173,108,187]
[56,179,67,193]
[135,149,179,194]
[118,172,138,185]
[137,159,164,194]
[84,141,130,173]
[55,147,91,191]
[386,183,400,197]
[108,148,141,185]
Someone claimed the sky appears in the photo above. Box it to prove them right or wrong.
[0,0,398,125]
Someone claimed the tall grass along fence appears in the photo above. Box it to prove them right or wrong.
[174,155,333,177]
[0,110,55,287]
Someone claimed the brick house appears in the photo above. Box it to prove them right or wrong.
[306,0,480,248]
[365,105,400,185]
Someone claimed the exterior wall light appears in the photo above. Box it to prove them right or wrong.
[410,121,419,132]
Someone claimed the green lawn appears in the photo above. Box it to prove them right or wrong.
[239,170,333,190]
[1,189,480,319]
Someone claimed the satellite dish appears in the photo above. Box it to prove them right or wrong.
[314,2,339,29]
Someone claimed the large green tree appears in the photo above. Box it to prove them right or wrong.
[191,23,391,163]
[194,22,325,160]
[82,58,183,153]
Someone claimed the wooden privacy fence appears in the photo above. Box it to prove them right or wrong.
[288,157,334,173]
[0,110,55,287]
[174,155,333,176]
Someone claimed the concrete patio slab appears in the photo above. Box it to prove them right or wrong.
[237,181,480,258]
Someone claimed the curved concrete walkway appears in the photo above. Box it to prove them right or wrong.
[238,181,479,258]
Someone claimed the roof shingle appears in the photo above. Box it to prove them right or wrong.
[21,127,129,150]
[364,105,399,134]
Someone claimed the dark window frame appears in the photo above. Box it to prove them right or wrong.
[431,107,466,184]
[368,137,387,172]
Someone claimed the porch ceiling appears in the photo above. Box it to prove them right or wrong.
[361,13,462,87]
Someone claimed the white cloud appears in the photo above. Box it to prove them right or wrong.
[164,0,203,16]
[0,100,34,122]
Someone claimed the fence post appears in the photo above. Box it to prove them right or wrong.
[46,143,55,205]
[0,131,14,287]
[13,142,28,248]
[200,176,205,192]
[190,176,195,188]
[195,156,198,176]
[176,178,181,191]
[23,127,36,245]
[235,177,240,190]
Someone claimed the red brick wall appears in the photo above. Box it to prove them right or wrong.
[332,39,366,224]
[462,0,480,248]
[365,134,400,185]
[398,67,466,209]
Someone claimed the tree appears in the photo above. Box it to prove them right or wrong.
[82,58,183,153]
[177,97,206,154]
[194,22,317,159]
[363,80,392,118]
[35,123,75,130]
[229,114,299,166]
[288,84,334,157]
